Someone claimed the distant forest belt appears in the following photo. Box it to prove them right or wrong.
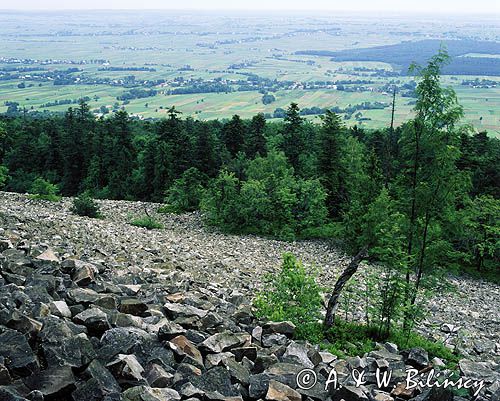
[296,39,500,76]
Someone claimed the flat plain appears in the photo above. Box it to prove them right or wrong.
[0,10,499,133]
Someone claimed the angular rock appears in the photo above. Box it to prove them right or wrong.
[410,387,453,401]
[122,386,181,401]
[405,347,429,369]
[0,361,13,385]
[42,329,96,369]
[23,365,75,397]
[0,328,39,376]
[368,348,402,362]
[106,354,145,385]
[205,352,234,369]
[319,351,337,365]
[145,363,174,388]
[50,300,72,318]
[266,380,301,401]
[6,315,43,340]
[119,298,149,317]
[282,342,315,368]
[0,387,28,401]
[230,346,258,362]
[35,248,59,263]
[262,333,288,348]
[223,357,251,386]
[391,382,416,399]
[73,307,111,336]
[164,302,207,319]
[254,354,279,374]
[95,295,118,310]
[173,362,202,385]
[252,326,263,343]
[72,262,95,286]
[67,288,104,304]
[185,329,207,344]
[78,359,121,399]
[372,392,394,401]
[169,335,204,366]
[264,363,303,388]
[262,321,296,337]
[200,312,224,328]
[200,332,246,354]
[189,366,239,397]
[98,327,152,363]
[431,357,445,368]
[459,359,500,382]
[331,385,369,401]
[156,320,186,341]
[178,382,205,399]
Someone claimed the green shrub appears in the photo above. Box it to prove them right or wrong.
[323,320,377,358]
[130,215,163,230]
[388,329,460,369]
[0,165,9,189]
[322,319,461,365]
[201,170,242,232]
[299,222,343,239]
[162,167,207,213]
[71,191,100,218]
[202,151,328,240]
[254,253,323,341]
[29,177,61,201]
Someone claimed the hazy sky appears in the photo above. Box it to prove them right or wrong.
[2,0,499,14]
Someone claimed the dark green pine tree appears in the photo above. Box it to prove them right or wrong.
[194,125,220,177]
[107,110,134,199]
[246,113,267,158]
[138,137,158,201]
[222,115,246,157]
[152,140,171,202]
[281,103,304,174]
[60,102,93,195]
[317,110,346,218]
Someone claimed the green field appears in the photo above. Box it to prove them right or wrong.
[0,11,499,133]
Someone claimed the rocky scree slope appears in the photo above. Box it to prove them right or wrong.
[0,192,498,401]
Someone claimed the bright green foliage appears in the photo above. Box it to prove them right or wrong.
[397,50,471,322]
[460,195,500,272]
[202,151,328,239]
[254,253,323,341]
[200,170,242,232]
[29,177,61,201]
[340,135,384,251]
[323,320,460,364]
[71,191,100,218]
[130,215,163,230]
[163,167,207,213]
[360,189,408,337]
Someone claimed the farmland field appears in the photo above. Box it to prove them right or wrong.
[0,10,499,133]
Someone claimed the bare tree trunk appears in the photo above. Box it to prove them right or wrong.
[324,248,368,328]
[390,86,396,133]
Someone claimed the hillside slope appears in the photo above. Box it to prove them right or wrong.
[1,192,498,359]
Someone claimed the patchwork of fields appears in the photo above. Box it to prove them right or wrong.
[0,11,499,133]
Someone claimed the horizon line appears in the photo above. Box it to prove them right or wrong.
[0,8,499,16]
